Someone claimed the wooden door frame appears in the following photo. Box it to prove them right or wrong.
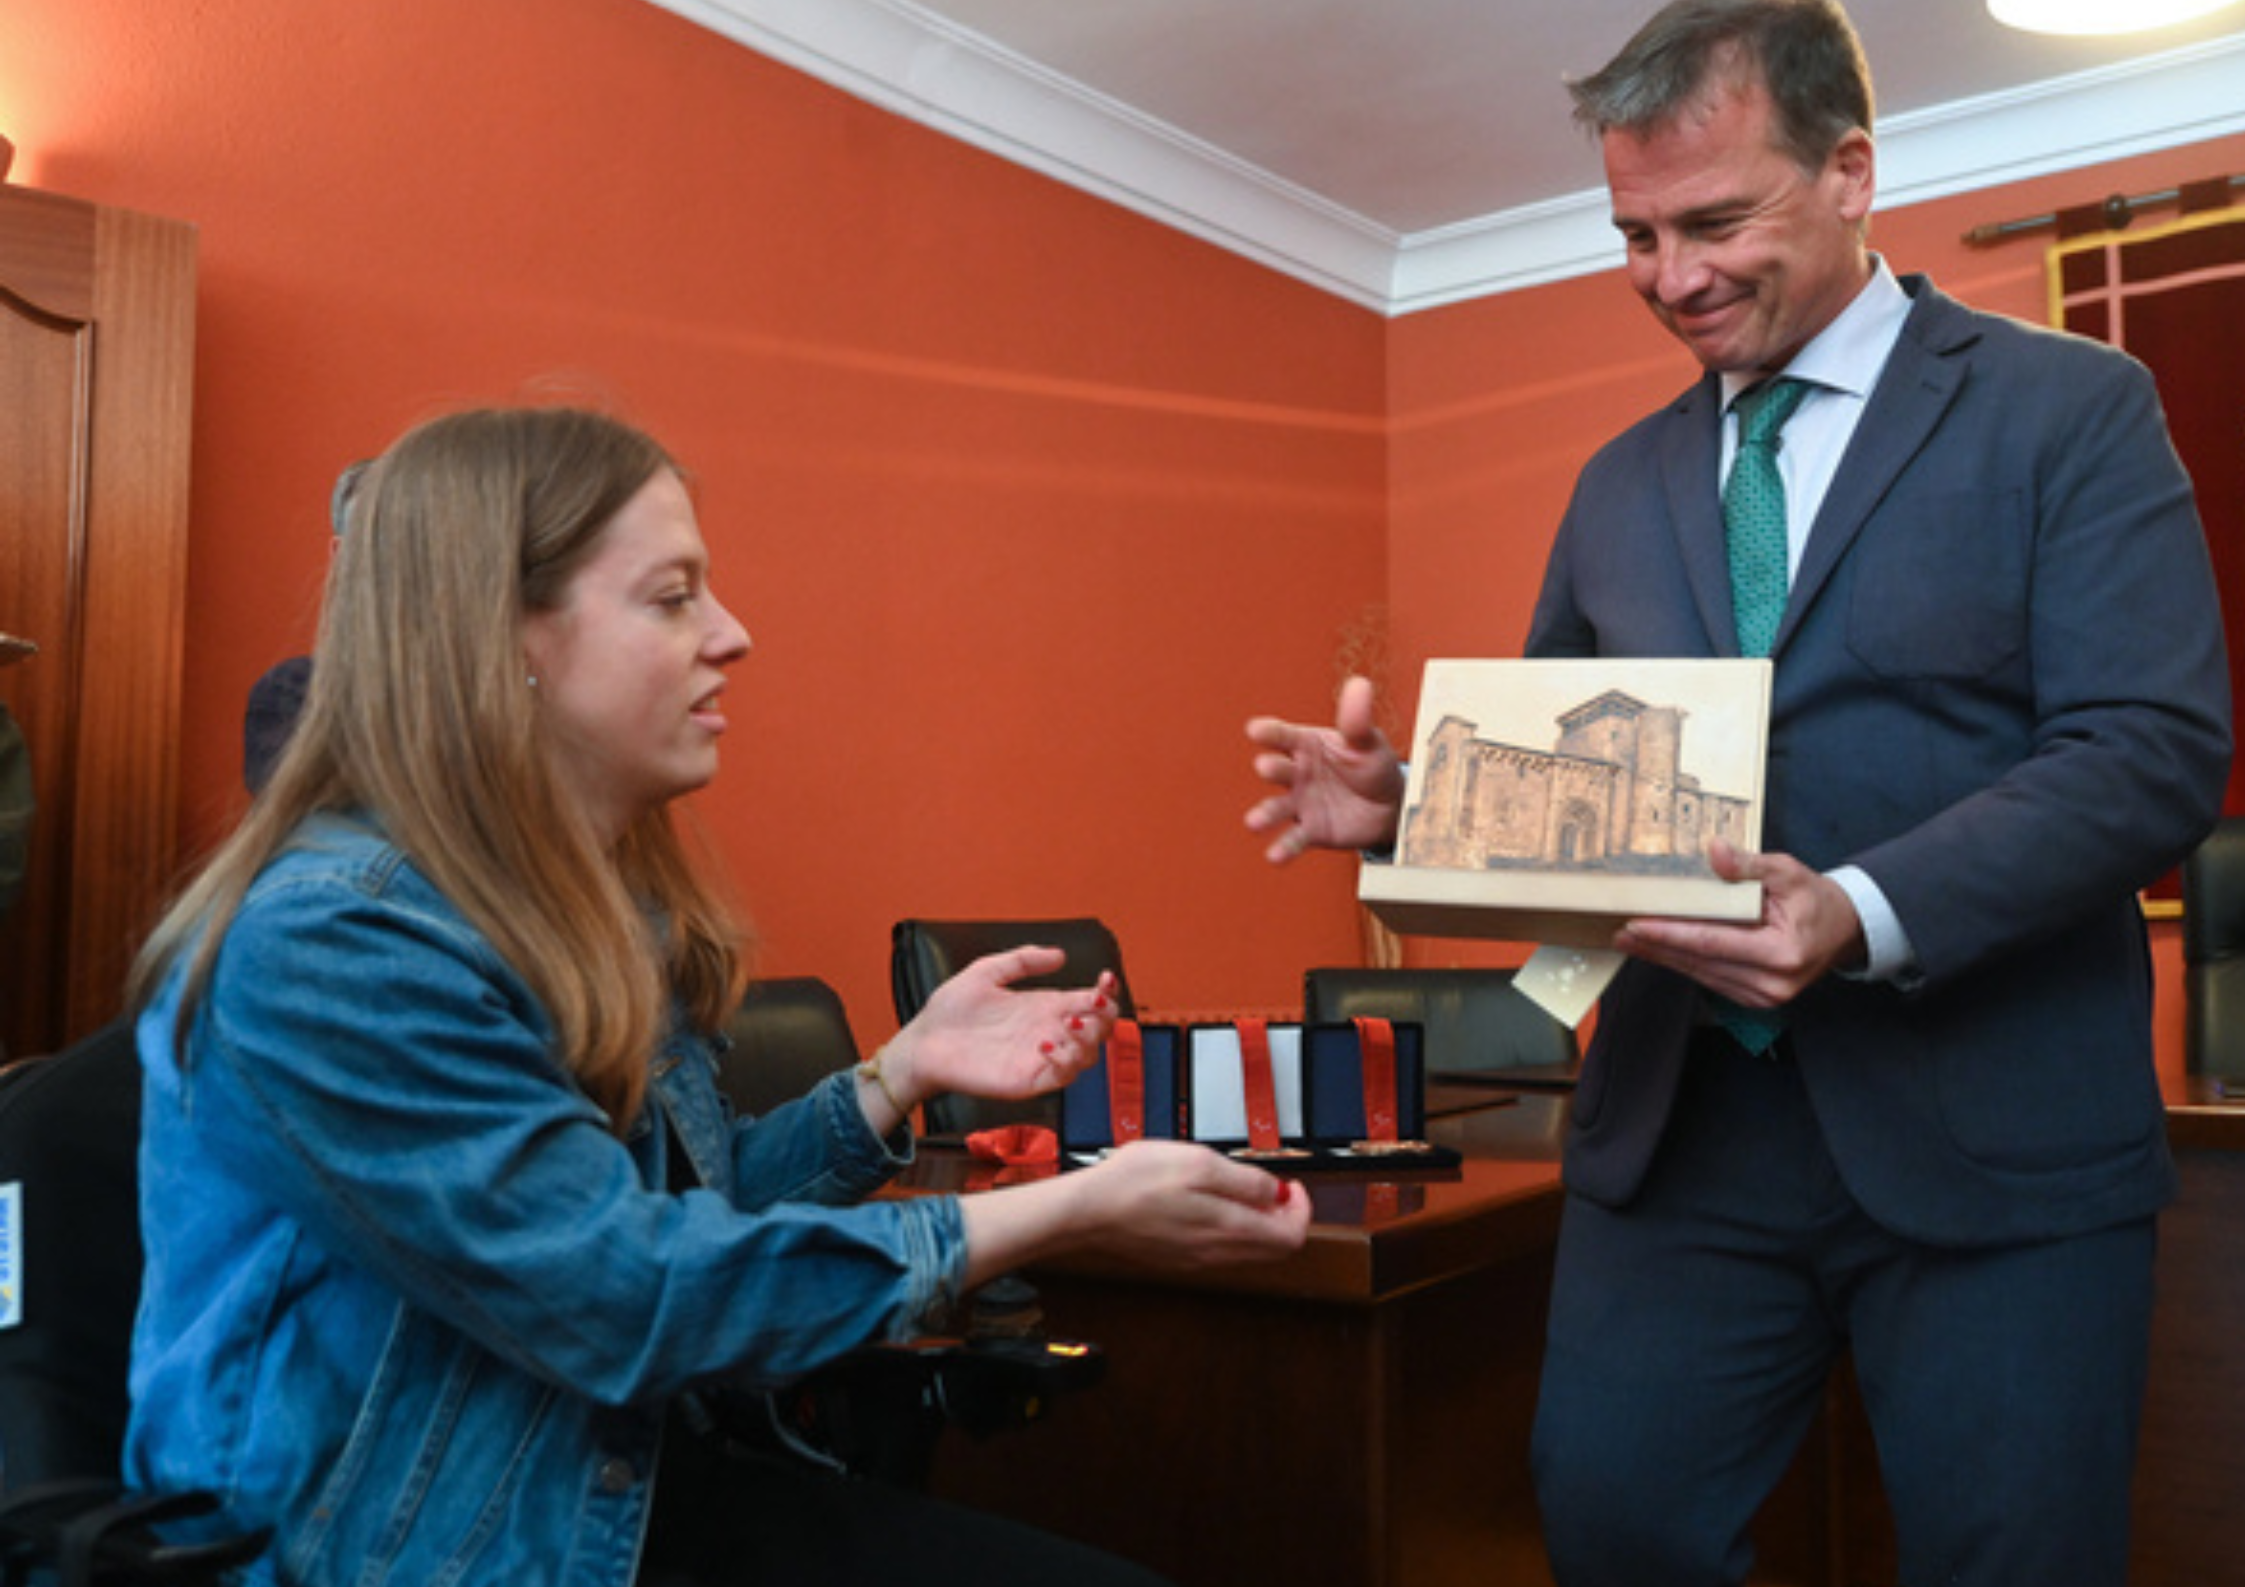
[0,184,196,1056]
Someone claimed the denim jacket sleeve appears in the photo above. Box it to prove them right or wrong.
[176,832,969,1404]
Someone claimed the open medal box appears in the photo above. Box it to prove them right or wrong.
[1060,1017,1461,1171]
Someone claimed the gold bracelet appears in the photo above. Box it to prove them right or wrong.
[856,1050,908,1117]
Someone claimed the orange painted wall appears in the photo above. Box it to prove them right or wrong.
[0,0,1387,1033]
[1386,130,2245,1077]
[2,0,2232,1057]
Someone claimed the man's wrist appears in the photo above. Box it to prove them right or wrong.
[1827,864,1919,984]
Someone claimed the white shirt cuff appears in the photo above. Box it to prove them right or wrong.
[1828,864,1920,986]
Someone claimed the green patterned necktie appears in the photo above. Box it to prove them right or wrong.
[1724,377,1811,658]
[1715,376,1809,1056]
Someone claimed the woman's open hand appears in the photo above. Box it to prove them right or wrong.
[958,1139,1313,1291]
[875,947,1119,1115]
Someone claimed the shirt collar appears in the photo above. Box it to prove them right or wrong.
[1721,255,1910,411]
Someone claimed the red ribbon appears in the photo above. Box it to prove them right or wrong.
[1355,1016,1399,1145]
[1237,1018,1283,1151]
[1106,1020,1145,1144]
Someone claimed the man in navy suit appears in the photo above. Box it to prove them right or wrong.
[1243,1,2231,1581]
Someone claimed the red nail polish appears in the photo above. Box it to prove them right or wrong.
[1068,1016,1084,1032]
[1039,1040,1056,1056]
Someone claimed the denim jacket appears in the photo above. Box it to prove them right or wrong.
[126,812,969,1586]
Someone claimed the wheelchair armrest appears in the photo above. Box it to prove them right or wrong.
[751,1334,1108,1488]
[59,1490,271,1587]
[918,1334,1107,1438]
[1,1479,119,1580]
[0,1482,269,1587]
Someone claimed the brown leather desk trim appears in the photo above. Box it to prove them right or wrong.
[2162,1073,2245,1150]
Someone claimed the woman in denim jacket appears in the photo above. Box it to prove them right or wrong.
[125,406,1311,1587]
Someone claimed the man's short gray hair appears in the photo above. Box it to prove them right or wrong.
[1566,0,1873,174]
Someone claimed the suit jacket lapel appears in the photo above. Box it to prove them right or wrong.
[1775,283,1975,654]
[1659,378,1736,655]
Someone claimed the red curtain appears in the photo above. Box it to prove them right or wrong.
[2050,202,2245,890]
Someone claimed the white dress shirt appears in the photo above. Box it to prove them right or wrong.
[1721,257,1919,984]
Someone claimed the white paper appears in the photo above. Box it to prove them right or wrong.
[1512,945,1625,1027]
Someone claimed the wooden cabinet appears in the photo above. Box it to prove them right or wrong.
[0,185,196,1058]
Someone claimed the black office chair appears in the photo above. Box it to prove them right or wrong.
[889,919,1137,1136]
[2182,816,2245,1079]
[717,975,866,1116]
[0,1019,270,1586]
[1302,965,1580,1088]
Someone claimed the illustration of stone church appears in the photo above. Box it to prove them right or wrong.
[1401,689,1755,873]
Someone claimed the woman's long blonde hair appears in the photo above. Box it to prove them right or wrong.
[132,407,744,1128]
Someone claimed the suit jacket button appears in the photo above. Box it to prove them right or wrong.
[598,1457,638,1494]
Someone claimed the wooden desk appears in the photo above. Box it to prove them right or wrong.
[920,1098,1569,1587]
[916,1085,2245,1586]
[915,1101,1839,1586]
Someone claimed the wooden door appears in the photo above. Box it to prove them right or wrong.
[0,185,195,1058]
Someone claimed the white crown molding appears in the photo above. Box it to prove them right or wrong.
[643,0,2245,317]
[1392,32,2245,314]
[1872,31,2245,206]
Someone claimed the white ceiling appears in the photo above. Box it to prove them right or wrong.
[644,0,2245,313]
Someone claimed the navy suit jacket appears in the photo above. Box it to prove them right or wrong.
[1527,275,2232,1247]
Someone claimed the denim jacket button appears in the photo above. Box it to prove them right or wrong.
[597,1457,638,1494]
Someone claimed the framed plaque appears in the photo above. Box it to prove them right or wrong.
[1360,658,1772,947]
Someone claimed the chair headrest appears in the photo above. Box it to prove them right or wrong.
[2183,818,2245,962]
[889,918,1135,1023]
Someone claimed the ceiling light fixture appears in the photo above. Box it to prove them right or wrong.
[1988,0,2243,34]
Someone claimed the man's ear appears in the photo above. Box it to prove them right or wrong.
[1829,128,1876,224]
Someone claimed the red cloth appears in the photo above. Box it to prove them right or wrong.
[965,1124,1060,1165]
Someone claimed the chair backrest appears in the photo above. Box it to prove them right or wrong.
[716,976,862,1116]
[1301,966,1579,1087]
[889,919,1137,1136]
[2183,817,2245,1077]
[0,1018,142,1490]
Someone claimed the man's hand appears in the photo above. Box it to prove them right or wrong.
[1612,840,1867,1006]
[1243,675,1408,863]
